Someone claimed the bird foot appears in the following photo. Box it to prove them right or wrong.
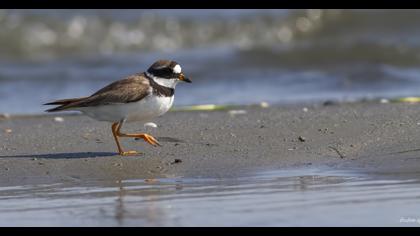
[142,134,161,147]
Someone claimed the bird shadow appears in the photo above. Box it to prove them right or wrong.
[0,137,216,160]
[0,152,117,159]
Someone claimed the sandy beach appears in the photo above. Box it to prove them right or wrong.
[3,10,420,226]
[1,101,420,187]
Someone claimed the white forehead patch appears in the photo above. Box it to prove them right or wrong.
[173,64,182,74]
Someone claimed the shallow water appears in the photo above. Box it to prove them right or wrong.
[3,10,420,114]
[0,168,419,226]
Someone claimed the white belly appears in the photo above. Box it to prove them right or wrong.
[76,95,174,122]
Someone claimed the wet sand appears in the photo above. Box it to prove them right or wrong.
[1,102,420,186]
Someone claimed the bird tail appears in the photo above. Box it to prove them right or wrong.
[44,97,88,112]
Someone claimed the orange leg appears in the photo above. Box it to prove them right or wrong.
[111,121,161,156]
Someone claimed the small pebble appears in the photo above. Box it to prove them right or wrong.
[54,117,64,123]
[323,100,336,106]
[260,101,270,108]
[144,122,158,128]
[380,98,389,104]
[302,107,308,112]
[228,110,247,116]
[171,159,182,164]
[298,136,306,142]
[32,158,38,161]
[4,129,12,134]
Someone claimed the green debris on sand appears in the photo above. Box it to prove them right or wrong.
[171,102,270,112]
[391,97,420,103]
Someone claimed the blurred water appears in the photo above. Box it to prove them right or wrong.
[0,168,419,226]
[2,9,420,114]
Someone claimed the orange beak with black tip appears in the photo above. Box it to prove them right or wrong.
[179,72,192,83]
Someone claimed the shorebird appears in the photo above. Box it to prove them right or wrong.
[44,59,191,156]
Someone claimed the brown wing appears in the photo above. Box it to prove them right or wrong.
[45,73,151,112]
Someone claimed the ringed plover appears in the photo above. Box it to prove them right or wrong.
[44,59,192,156]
